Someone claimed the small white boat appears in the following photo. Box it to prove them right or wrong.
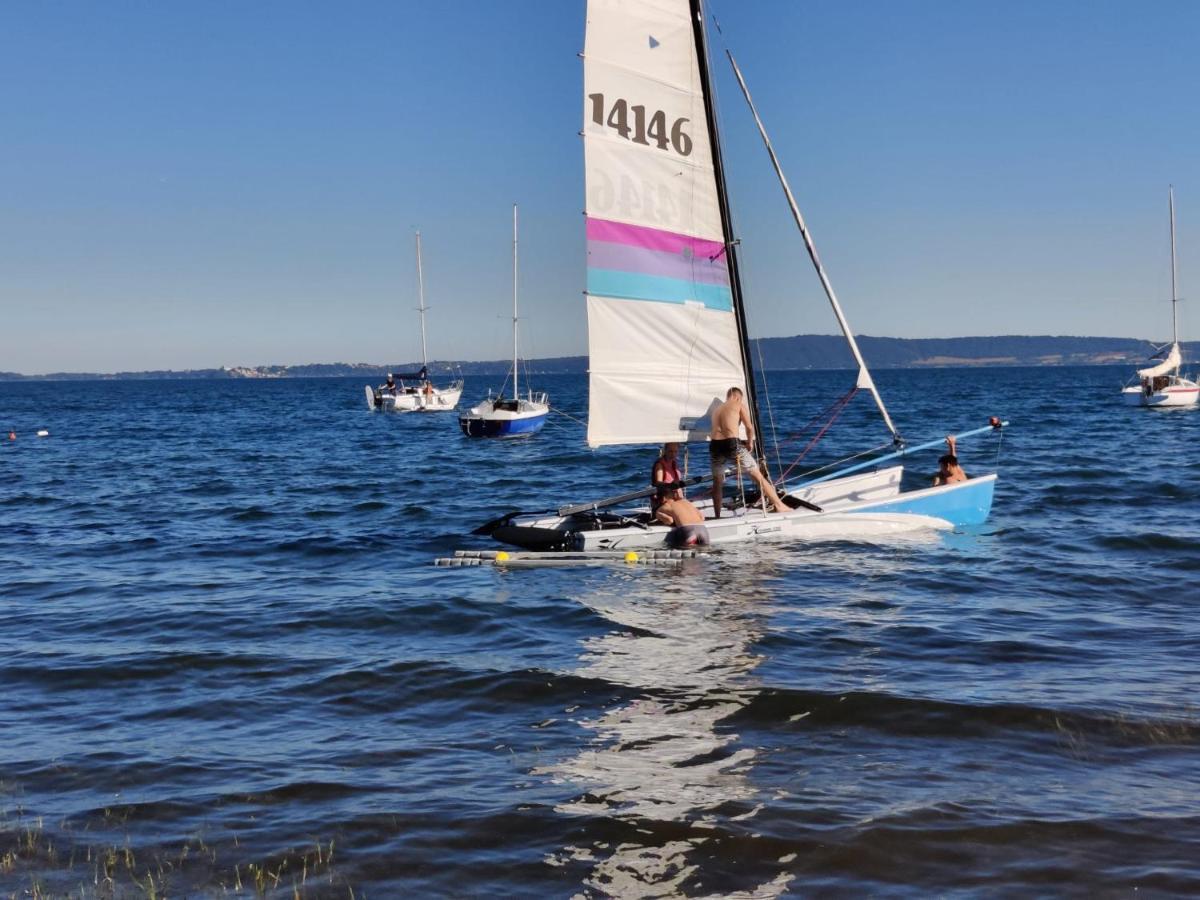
[365,369,464,413]
[459,205,550,437]
[365,231,464,413]
[1122,187,1199,408]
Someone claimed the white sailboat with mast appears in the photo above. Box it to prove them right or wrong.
[474,0,1006,552]
[459,205,550,437]
[1121,187,1199,407]
[365,231,463,412]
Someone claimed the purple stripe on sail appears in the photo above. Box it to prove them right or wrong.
[587,240,730,287]
[586,217,727,260]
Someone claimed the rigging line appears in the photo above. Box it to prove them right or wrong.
[691,0,764,459]
[786,440,896,484]
[723,47,902,446]
[755,338,782,477]
[549,406,588,428]
[779,389,859,481]
[772,386,858,456]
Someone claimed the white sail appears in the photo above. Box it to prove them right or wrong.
[1137,343,1182,379]
[583,0,748,447]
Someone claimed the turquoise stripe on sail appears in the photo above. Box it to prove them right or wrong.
[587,268,733,312]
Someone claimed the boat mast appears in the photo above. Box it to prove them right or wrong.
[512,204,520,400]
[689,0,763,451]
[1170,186,1179,360]
[415,230,429,370]
[726,51,902,444]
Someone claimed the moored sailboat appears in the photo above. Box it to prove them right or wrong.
[365,231,464,412]
[475,0,1006,552]
[1121,187,1199,408]
[459,205,550,437]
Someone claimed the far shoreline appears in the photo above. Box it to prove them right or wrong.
[1,333,1187,381]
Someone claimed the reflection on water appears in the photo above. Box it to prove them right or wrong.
[538,569,793,898]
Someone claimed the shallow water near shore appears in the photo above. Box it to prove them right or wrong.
[2,366,1198,897]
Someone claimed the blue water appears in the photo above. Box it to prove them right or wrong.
[2,367,1198,897]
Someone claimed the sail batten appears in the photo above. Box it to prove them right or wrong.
[584,0,748,447]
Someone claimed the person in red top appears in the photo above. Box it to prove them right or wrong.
[650,442,711,546]
[651,442,685,524]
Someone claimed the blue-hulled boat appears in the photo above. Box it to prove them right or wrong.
[460,392,550,438]
[459,205,550,438]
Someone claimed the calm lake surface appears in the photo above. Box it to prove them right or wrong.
[2,366,1198,897]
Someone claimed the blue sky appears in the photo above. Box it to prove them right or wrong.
[3,0,1199,374]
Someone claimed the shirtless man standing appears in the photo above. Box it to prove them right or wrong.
[709,386,788,517]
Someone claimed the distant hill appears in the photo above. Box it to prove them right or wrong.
[0,335,1188,380]
[752,334,1180,369]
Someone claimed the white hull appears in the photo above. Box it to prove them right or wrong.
[500,467,996,552]
[1121,378,1199,407]
[366,383,464,412]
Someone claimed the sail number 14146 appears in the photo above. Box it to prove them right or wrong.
[587,93,692,156]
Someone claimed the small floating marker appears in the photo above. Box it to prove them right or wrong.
[36,429,49,437]
[435,548,703,568]
[7,430,14,441]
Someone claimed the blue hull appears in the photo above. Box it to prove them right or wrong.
[854,475,996,527]
[459,412,547,439]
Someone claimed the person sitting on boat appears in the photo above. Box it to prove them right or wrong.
[650,442,686,523]
[932,436,968,486]
[663,497,711,548]
[709,387,788,517]
[378,373,398,396]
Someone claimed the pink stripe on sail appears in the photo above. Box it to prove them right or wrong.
[586,217,727,261]
[587,241,730,287]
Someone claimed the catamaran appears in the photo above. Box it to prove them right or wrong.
[365,231,464,412]
[475,0,1006,552]
[459,205,550,437]
[1121,187,1199,408]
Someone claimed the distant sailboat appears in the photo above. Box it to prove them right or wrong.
[459,205,550,437]
[1121,187,1199,408]
[473,0,1006,552]
[365,231,464,412]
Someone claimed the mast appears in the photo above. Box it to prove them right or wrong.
[512,204,520,400]
[415,230,429,369]
[689,0,763,452]
[1170,186,1179,357]
[726,51,902,444]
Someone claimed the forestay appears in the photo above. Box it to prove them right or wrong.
[583,0,747,447]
